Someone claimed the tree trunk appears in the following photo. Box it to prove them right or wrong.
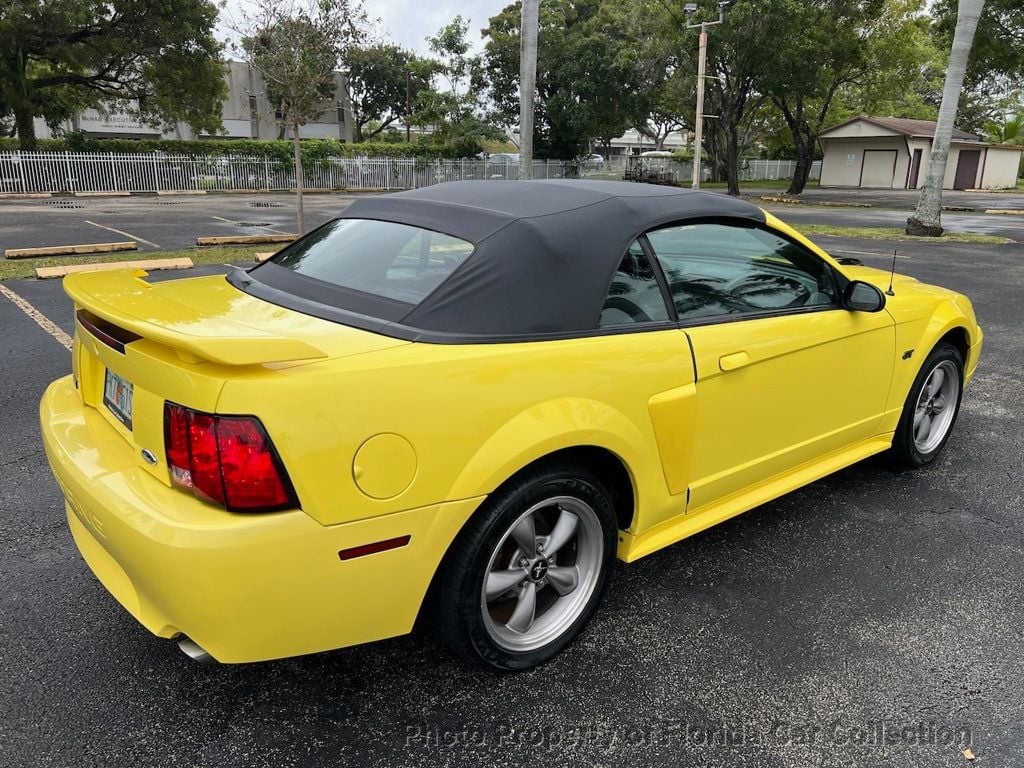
[292,120,305,235]
[518,0,539,180]
[787,127,815,195]
[907,0,985,236]
[725,125,741,197]
[13,102,37,151]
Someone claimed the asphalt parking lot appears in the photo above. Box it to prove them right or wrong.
[1,226,1023,766]
[0,187,1021,254]
[0,193,359,253]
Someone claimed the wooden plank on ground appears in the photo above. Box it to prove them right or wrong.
[196,234,296,246]
[5,241,137,259]
[35,257,193,279]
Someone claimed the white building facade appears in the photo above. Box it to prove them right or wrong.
[33,61,354,143]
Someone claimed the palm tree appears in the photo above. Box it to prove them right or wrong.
[518,0,539,180]
[906,0,986,237]
[985,114,1023,145]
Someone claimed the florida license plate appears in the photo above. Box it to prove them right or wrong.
[103,369,134,430]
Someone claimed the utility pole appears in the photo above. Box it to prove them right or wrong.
[684,2,728,189]
[519,0,539,180]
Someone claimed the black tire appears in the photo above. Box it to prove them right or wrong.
[430,463,617,672]
[888,341,964,468]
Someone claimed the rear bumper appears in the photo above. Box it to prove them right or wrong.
[41,375,482,663]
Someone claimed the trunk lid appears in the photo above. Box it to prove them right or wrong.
[65,268,408,487]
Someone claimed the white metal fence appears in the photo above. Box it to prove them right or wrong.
[0,151,819,195]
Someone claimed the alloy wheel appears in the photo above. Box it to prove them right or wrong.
[480,495,604,653]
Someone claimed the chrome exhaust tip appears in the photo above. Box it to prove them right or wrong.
[177,636,214,665]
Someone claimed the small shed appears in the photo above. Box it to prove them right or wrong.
[818,116,1022,190]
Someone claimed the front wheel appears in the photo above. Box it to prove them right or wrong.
[889,342,964,468]
[430,464,617,671]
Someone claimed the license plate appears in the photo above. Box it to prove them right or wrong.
[103,369,134,430]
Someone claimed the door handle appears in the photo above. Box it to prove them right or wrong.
[719,351,750,371]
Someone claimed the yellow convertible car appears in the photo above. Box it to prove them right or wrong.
[41,181,982,671]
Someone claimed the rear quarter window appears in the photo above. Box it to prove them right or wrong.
[272,219,474,305]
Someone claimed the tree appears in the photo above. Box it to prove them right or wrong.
[907,0,986,237]
[407,18,503,155]
[984,112,1022,145]
[345,44,426,142]
[483,0,657,160]
[0,0,226,150]
[237,0,371,234]
[932,0,1024,130]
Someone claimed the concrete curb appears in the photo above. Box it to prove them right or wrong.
[984,209,1024,215]
[5,241,137,260]
[156,190,208,196]
[254,251,275,263]
[35,257,193,279]
[0,192,53,200]
[196,234,296,246]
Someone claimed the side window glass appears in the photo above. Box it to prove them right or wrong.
[645,223,837,322]
[598,240,671,327]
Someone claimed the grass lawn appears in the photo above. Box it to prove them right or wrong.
[797,224,1011,245]
[0,246,266,281]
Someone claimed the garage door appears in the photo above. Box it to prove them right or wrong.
[860,150,897,188]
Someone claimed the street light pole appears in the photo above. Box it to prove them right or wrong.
[685,2,728,190]
[691,24,708,190]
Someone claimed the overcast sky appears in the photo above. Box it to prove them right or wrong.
[220,0,512,56]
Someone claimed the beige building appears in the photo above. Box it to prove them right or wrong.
[34,60,353,142]
[818,116,1022,190]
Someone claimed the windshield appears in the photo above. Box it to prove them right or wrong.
[271,219,475,306]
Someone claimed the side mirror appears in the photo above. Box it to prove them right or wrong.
[842,280,887,312]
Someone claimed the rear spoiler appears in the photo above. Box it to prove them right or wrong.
[63,269,327,366]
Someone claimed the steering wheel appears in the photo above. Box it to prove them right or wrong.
[725,274,810,309]
[602,296,653,323]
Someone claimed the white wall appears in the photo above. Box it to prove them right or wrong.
[979,146,1022,189]
[820,136,909,187]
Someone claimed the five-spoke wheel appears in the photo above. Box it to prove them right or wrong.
[481,496,603,652]
[891,341,964,467]
[431,464,616,671]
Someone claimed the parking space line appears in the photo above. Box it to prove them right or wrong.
[84,220,162,249]
[0,284,73,351]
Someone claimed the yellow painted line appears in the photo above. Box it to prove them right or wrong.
[84,220,162,249]
[984,208,1024,215]
[0,283,73,350]
[5,241,136,259]
[35,257,193,280]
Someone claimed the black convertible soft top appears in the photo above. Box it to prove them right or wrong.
[232,180,767,342]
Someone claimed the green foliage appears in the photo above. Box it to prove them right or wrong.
[406,16,503,157]
[345,44,426,141]
[0,0,226,149]
[483,0,657,159]
[984,114,1023,145]
[0,136,473,159]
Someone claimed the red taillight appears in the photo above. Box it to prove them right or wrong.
[163,403,297,512]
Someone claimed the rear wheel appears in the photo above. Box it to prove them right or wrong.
[431,464,617,671]
[889,342,963,467]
